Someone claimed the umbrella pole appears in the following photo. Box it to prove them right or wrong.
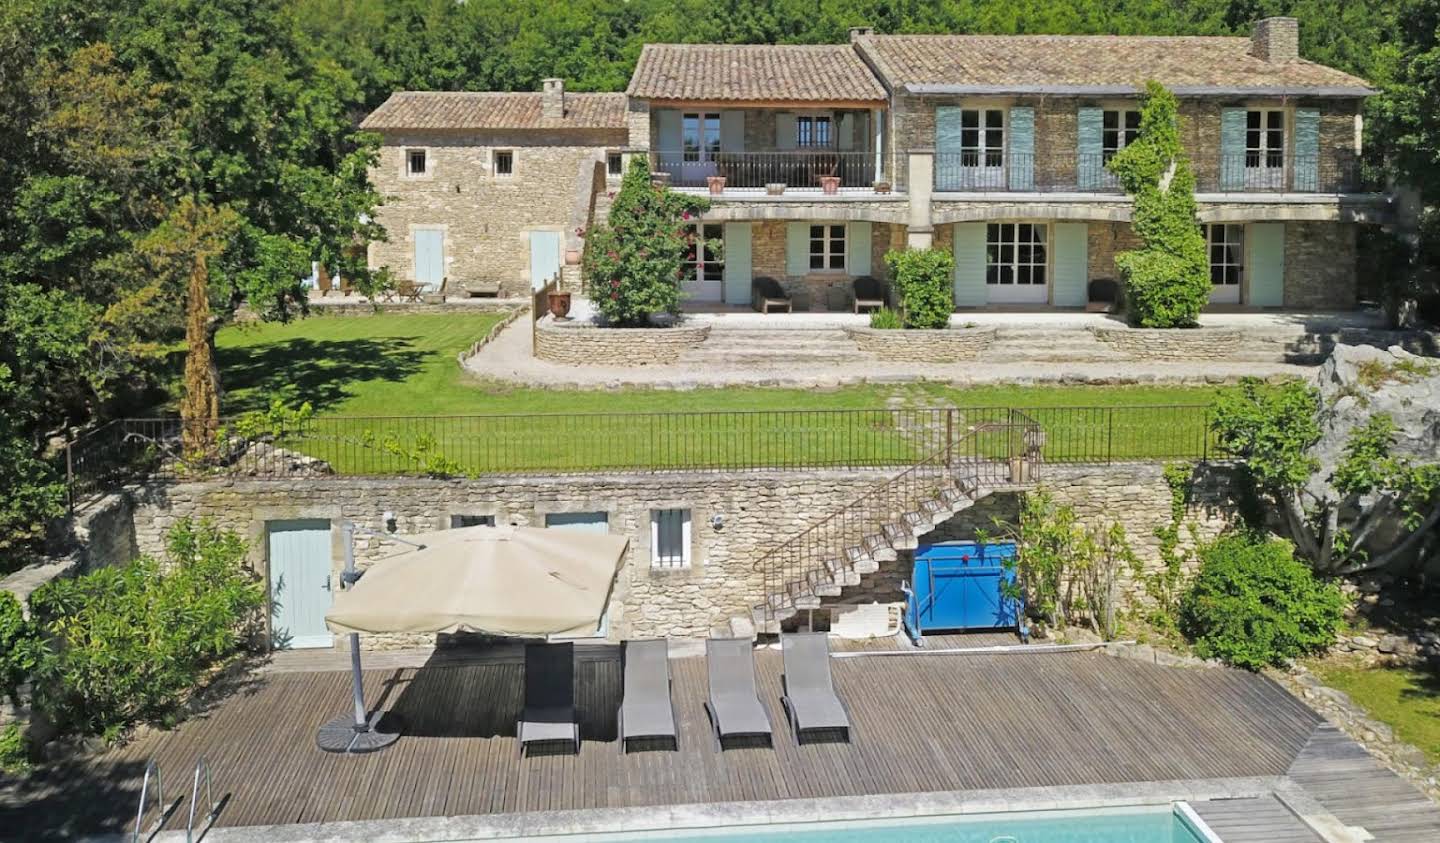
[349,632,367,729]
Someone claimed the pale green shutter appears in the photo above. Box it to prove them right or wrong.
[1221,108,1248,190]
[1008,107,1034,190]
[837,113,856,151]
[786,221,809,276]
[722,222,752,304]
[656,109,683,174]
[720,111,745,152]
[776,113,797,150]
[1052,223,1089,307]
[1077,107,1104,190]
[953,222,988,307]
[935,106,962,191]
[1248,223,1285,307]
[1293,109,1320,192]
[846,221,872,276]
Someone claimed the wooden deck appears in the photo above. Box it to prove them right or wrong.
[1287,724,1440,842]
[0,647,1323,840]
[1190,796,1322,842]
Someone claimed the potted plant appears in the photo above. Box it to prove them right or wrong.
[819,174,841,194]
[765,182,785,195]
[547,289,573,320]
[873,180,892,194]
[706,175,726,195]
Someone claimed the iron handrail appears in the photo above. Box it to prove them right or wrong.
[133,758,163,843]
[186,756,223,843]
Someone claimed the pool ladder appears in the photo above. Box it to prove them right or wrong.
[132,757,226,843]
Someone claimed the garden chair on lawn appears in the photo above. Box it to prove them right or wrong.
[618,639,679,752]
[779,631,851,744]
[703,637,773,750]
[518,642,580,757]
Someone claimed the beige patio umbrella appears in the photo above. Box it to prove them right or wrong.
[317,524,629,754]
[326,524,629,637]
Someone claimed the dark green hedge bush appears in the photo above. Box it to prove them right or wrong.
[884,248,953,329]
[1179,533,1344,670]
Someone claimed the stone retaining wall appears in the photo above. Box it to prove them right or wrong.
[1090,327,1246,362]
[456,306,525,366]
[845,326,997,361]
[534,318,710,365]
[304,300,522,317]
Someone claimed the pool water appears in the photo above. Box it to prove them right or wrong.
[586,806,1210,843]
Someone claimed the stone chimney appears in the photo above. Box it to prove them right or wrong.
[1251,17,1299,62]
[849,26,874,42]
[541,78,565,120]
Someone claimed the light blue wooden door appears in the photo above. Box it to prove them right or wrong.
[544,511,611,637]
[1051,223,1089,307]
[529,230,561,291]
[413,229,445,290]
[722,222,753,305]
[268,519,333,649]
[1248,223,1286,307]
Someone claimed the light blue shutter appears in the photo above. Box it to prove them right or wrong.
[1077,107,1104,190]
[952,222,988,307]
[722,222,752,304]
[1221,108,1248,190]
[846,221,872,276]
[1293,109,1320,192]
[720,111,745,152]
[776,113,798,151]
[1052,223,1089,307]
[1248,223,1285,307]
[1008,107,1034,191]
[935,106,962,191]
[657,109,682,173]
[786,221,809,276]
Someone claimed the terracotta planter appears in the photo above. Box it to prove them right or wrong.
[706,176,727,195]
[547,290,572,320]
[873,180,892,194]
[820,175,841,195]
[564,248,582,266]
[650,172,672,187]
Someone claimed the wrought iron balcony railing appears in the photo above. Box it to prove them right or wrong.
[650,150,884,192]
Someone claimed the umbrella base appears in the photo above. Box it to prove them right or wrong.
[317,710,402,754]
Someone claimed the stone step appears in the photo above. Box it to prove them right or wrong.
[681,348,874,365]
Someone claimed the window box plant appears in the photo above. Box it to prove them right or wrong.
[706,175,726,195]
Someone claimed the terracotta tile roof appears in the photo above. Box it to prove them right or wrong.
[626,44,888,103]
[856,34,1373,94]
[360,92,628,131]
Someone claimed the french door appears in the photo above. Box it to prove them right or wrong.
[986,222,1048,304]
[1246,110,1285,190]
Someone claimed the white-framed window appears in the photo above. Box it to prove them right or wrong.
[650,509,692,569]
[683,223,724,283]
[606,151,624,177]
[405,148,429,177]
[682,113,720,162]
[960,108,1005,167]
[1246,110,1285,168]
[493,149,515,177]
[796,114,833,147]
[1204,224,1244,288]
[986,222,1048,287]
[450,514,495,528]
[809,224,846,272]
[1102,109,1141,161]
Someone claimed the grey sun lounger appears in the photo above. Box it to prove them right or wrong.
[518,642,580,757]
[618,639,679,752]
[780,632,852,744]
[703,637,773,750]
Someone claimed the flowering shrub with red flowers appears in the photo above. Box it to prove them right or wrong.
[581,156,710,326]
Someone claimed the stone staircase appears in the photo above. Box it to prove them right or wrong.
[987,328,1124,363]
[729,421,1038,638]
[680,327,877,369]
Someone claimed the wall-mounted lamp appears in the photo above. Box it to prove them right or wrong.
[710,514,725,530]
[382,510,396,533]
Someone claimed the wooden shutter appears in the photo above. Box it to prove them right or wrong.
[1220,108,1247,190]
[1008,107,1034,190]
[1077,107,1104,190]
[837,113,856,150]
[846,221,872,276]
[722,222,752,305]
[1248,223,1285,307]
[935,106,962,191]
[776,113,798,150]
[786,221,809,276]
[1051,223,1089,307]
[720,111,745,152]
[1293,109,1320,191]
[952,222,988,307]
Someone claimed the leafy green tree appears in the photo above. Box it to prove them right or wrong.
[581,157,709,326]
[1107,81,1209,328]
[884,247,954,328]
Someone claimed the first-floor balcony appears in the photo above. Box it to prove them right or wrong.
[651,150,887,194]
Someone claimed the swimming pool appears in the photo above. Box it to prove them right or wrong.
[565,804,1217,843]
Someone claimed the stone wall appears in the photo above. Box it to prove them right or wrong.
[533,318,710,365]
[1091,327,1245,361]
[368,128,625,298]
[1285,220,1358,309]
[747,220,894,310]
[845,326,997,361]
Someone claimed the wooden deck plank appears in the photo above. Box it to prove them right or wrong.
[1287,724,1440,843]
[1190,796,1322,842]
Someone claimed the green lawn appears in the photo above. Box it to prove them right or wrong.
[213,313,1232,473]
[1310,662,1440,763]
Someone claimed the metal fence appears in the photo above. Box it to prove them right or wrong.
[650,150,881,192]
[64,405,1216,504]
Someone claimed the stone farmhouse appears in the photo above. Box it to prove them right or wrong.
[362,17,1383,311]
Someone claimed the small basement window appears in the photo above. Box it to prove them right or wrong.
[494,149,514,177]
[406,148,428,177]
[607,151,624,177]
[650,508,692,569]
[450,514,496,528]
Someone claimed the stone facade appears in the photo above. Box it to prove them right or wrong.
[533,318,710,365]
[845,326,997,361]
[1284,220,1358,309]
[746,220,894,309]
[367,128,625,299]
[1091,327,1246,361]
